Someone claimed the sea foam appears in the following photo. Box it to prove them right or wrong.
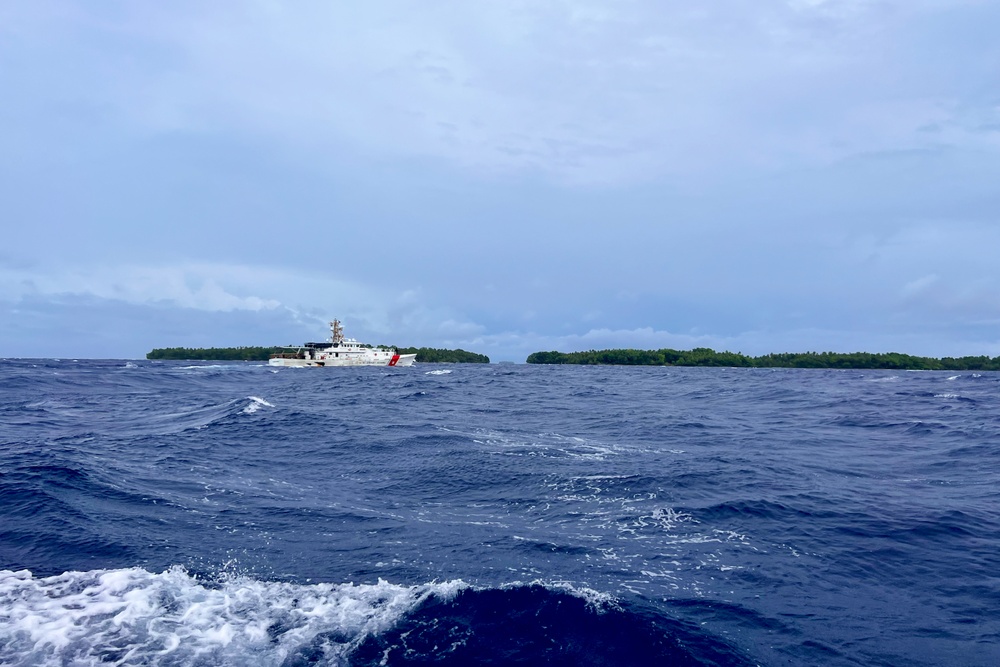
[242,396,275,415]
[0,567,465,667]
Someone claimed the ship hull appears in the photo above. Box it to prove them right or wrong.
[268,353,416,368]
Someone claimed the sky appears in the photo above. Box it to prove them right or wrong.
[1,0,999,362]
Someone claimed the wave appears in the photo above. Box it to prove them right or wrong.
[242,396,275,415]
[0,568,751,666]
[117,395,276,436]
[0,567,454,666]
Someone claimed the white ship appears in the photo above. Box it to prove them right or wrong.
[268,320,416,368]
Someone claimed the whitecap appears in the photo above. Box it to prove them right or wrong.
[0,567,466,667]
[425,369,453,375]
[498,578,618,611]
[242,396,275,415]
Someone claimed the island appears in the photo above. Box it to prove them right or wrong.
[147,346,283,361]
[147,346,489,363]
[525,348,1000,370]
[395,347,489,363]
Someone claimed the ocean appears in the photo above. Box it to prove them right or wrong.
[1,359,997,666]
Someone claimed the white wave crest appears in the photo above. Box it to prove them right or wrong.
[425,369,453,375]
[242,396,275,415]
[0,567,466,667]
[499,579,618,612]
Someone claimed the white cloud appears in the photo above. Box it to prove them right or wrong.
[1,263,279,313]
[0,260,492,348]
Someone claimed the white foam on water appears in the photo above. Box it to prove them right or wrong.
[0,567,466,667]
[499,579,618,612]
[242,396,275,415]
[934,393,960,399]
[574,474,635,482]
[469,428,650,462]
[946,375,960,381]
[122,362,138,369]
[425,369,453,375]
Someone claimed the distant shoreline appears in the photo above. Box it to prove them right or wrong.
[525,348,1000,370]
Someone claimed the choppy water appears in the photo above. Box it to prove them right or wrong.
[1,359,998,666]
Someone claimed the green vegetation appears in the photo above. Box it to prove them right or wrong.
[147,346,285,361]
[146,346,490,363]
[526,348,1000,370]
[397,347,490,363]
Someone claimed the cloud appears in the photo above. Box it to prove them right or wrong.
[0,263,282,313]
[2,2,999,361]
[0,260,492,351]
[7,1,997,185]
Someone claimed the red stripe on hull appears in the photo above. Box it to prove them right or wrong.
[389,354,400,366]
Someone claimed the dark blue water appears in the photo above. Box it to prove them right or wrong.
[1,359,998,666]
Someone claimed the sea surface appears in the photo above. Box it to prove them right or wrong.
[1,359,998,666]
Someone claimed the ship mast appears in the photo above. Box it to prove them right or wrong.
[330,319,345,345]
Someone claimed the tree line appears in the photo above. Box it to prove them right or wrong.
[394,347,490,363]
[147,346,284,361]
[525,348,1000,370]
[147,346,489,363]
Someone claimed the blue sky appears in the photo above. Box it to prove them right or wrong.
[2,1,998,361]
